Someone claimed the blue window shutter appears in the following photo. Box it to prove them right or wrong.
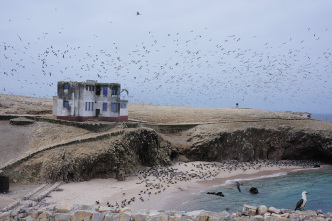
[111,103,117,112]
[103,103,107,111]
[103,87,108,95]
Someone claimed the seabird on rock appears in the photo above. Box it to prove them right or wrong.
[295,191,309,210]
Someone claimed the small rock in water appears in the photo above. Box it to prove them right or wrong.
[249,187,259,194]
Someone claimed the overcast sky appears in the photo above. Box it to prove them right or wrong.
[1,0,331,114]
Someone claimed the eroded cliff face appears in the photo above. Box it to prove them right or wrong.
[4,128,177,184]
[3,122,332,184]
[182,125,332,162]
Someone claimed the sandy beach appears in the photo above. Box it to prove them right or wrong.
[41,160,314,212]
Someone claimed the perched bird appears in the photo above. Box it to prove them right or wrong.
[136,11,141,15]
[96,200,100,205]
[295,191,309,210]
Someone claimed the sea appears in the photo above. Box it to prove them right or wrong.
[177,167,332,213]
[311,113,332,123]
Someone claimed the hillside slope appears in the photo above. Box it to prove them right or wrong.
[0,94,331,184]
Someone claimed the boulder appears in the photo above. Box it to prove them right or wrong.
[249,187,259,194]
[297,210,317,217]
[268,206,281,214]
[97,206,112,213]
[120,211,133,221]
[234,216,250,221]
[242,205,257,216]
[0,212,10,220]
[37,211,54,220]
[55,213,72,221]
[73,210,93,221]
[55,203,75,213]
[256,205,267,215]
[217,211,230,220]
[251,215,264,221]
[280,209,292,214]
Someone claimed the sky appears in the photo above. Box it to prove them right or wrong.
[1,0,332,114]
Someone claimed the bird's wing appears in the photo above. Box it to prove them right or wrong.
[295,199,303,210]
[236,184,241,192]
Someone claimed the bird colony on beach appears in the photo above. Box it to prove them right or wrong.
[95,160,319,209]
[1,18,331,110]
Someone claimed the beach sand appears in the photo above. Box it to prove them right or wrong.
[42,161,307,212]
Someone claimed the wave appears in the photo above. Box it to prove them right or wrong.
[222,171,289,186]
[291,167,320,172]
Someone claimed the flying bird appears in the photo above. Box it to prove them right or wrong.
[236,182,243,192]
[137,11,141,15]
[295,191,309,210]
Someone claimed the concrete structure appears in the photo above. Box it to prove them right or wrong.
[286,111,312,119]
[53,80,128,122]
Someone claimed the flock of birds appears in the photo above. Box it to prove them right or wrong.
[1,17,331,110]
[94,160,319,210]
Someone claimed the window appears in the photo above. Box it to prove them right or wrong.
[85,102,88,111]
[63,101,69,107]
[91,102,94,111]
[88,102,91,111]
[64,84,69,90]
[86,85,89,91]
[103,102,107,111]
[111,103,117,112]
[96,86,101,95]
[112,87,118,95]
[103,86,108,95]
[92,86,94,91]
[120,103,127,109]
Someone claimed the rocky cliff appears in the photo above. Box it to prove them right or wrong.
[182,124,332,162]
[2,128,177,184]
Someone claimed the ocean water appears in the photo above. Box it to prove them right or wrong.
[311,113,332,123]
[177,167,332,213]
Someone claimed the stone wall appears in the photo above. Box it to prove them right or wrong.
[1,203,331,221]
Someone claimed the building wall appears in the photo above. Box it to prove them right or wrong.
[120,100,128,122]
[56,81,127,122]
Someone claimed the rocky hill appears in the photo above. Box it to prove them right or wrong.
[0,94,331,184]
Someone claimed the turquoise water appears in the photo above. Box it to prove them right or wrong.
[177,167,332,213]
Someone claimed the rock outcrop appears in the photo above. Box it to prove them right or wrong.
[2,128,178,184]
[183,125,332,162]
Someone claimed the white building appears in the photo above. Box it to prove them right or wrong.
[53,80,128,122]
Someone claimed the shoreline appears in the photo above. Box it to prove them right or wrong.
[40,161,325,212]
[138,166,315,212]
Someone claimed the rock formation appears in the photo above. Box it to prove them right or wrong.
[182,125,332,162]
[2,128,178,184]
